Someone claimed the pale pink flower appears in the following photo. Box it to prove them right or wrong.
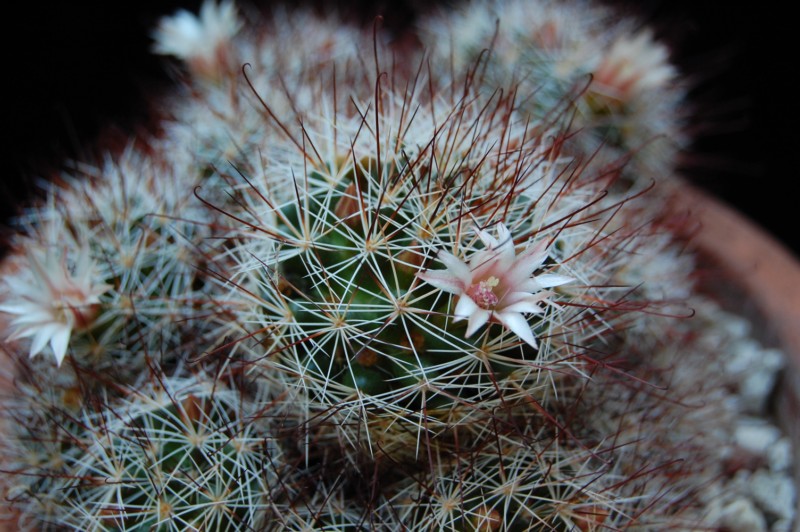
[417,224,573,348]
[152,0,241,79]
[0,244,110,366]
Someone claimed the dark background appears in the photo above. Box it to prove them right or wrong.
[3,1,796,256]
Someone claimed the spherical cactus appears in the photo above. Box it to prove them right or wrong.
[0,144,221,377]
[419,0,687,181]
[3,367,289,530]
[211,60,640,467]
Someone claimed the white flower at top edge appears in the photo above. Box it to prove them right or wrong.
[0,244,111,366]
[416,224,574,349]
[152,0,241,79]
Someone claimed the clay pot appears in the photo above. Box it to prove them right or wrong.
[668,181,800,486]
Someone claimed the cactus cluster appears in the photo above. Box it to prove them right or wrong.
[0,1,794,530]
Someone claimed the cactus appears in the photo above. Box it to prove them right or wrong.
[0,0,795,530]
[418,0,686,180]
[2,364,291,531]
[0,145,223,380]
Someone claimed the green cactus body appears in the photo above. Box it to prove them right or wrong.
[11,374,283,531]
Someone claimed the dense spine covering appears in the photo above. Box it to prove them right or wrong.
[0,1,793,530]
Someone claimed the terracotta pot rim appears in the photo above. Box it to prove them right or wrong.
[668,180,800,358]
[668,180,800,494]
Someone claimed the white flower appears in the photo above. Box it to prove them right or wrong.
[0,244,110,366]
[152,0,241,78]
[417,224,573,348]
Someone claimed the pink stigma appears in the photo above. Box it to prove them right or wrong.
[467,276,500,309]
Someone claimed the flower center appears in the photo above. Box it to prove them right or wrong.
[52,286,100,330]
[468,276,500,309]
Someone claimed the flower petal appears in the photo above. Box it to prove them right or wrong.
[490,224,517,268]
[503,241,548,286]
[454,295,479,321]
[436,250,472,281]
[469,248,503,278]
[502,298,546,315]
[496,311,538,349]
[466,309,491,337]
[476,225,500,250]
[49,327,72,366]
[471,225,515,277]
[29,323,62,358]
[417,270,466,295]
[517,278,544,293]
[535,273,574,288]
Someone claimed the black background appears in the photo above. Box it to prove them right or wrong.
[4,1,796,256]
